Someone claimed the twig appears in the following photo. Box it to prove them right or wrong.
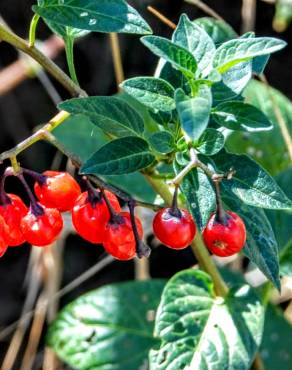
[147,6,176,30]
[241,0,257,33]
[109,33,125,90]
[184,0,224,21]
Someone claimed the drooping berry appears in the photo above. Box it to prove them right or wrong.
[103,212,143,260]
[0,215,9,257]
[0,194,28,246]
[20,204,63,247]
[34,171,81,212]
[153,208,196,250]
[72,190,121,244]
[203,211,246,257]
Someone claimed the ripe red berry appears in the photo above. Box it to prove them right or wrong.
[72,190,121,244]
[34,171,81,212]
[20,205,63,247]
[0,194,28,246]
[203,211,246,257]
[153,208,196,250]
[103,212,143,260]
[0,216,9,257]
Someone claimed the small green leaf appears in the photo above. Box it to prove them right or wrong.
[194,17,237,45]
[159,62,188,90]
[213,37,286,73]
[150,269,264,370]
[33,0,152,35]
[172,14,215,73]
[213,101,273,132]
[212,82,244,106]
[197,128,225,155]
[213,151,292,210]
[120,77,175,112]
[149,131,175,154]
[175,87,212,141]
[47,280,165,370]
[59,96,144,138]
[142,36,197,78]
[81,137,155,175]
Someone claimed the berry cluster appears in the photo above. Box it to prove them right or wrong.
[0,168,246,260]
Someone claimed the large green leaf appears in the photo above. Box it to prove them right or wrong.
[175,87,212,141]
[213,151,292,210]
[142,36,198,78]
[81,136,155,175]
[120,77,175,112]
[172,14,215,74]
[33,0,152,34]
[213,37,286,73]
[59,96,144,138]
[194,17,237,46]
[47,280,165,370]
[227,80,292,175]
[260,305,292,370]
[213,101,273,132]
[149,269,264,370]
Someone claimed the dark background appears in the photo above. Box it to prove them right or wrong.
[0,0,291,367]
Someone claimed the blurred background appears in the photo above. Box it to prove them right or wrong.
[0,0,291,369]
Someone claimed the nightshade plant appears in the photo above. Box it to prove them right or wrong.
[0,1,292,370]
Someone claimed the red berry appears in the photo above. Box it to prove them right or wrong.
[34,171,81,212]
[72,190,121,244]
[0,215,9,257]
[20,205,63,247]
[103,212,143,260]
[203,211,246,257]
[0,194,28,246]
[153,208,196,250]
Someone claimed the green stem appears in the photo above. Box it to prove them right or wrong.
[64,36,79,86]
[28,14,40,47]
[0,22,86,97]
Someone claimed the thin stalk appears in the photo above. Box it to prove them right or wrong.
[28,14,40,47]
[109,33,125,90]
[147,6,176,30]
[64,36,79,86]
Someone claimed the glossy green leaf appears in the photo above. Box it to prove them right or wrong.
[213,101,273,132]
[213,151,292,210]
[213,37,286,73]
[59,96,144,138]
[81,137,155,175]
[47,280,165,370]
[149,269,264,370]
[158,62,188,90]
[175,87,212,141]
[212,82,244,106]
[33,0,152,35]
[221,60,252,94]
[227,80,292,175]
[149,131,175,154]
[260,305,292,370]
[120,77,175,112]
[142,36,197,78]
[194,17,237,45]
[172,14,215,74]
[197,128,225,155]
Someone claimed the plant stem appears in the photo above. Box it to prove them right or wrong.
[0,23,86,97]
[64,36,79,86]
[28,14,40,47]
[109,33,125,90]
[147,6,176,30]
[184,0,224,21]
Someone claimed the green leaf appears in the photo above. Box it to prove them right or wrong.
[159,62,188,90]
[260,305,292,370]
[197,128,225,155]
[213,151,292,210]
[212,82,244,106]
[81,137,155,175]
[33,0,152,35]
[194,17,237,45]
[142,36,197,78]
[149,131,175,154]
[213,101,273,132]
[59,96,144,138]
[175,162,215,230]
[149,269,264,370]
[221,60,252,94]
[47,280,165,370]
[221,190,280,289]
[172,14,215,74]
[226,80,292,175]
[213,37,286,73]
[120,77,175,112]
[175,87,212,141]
